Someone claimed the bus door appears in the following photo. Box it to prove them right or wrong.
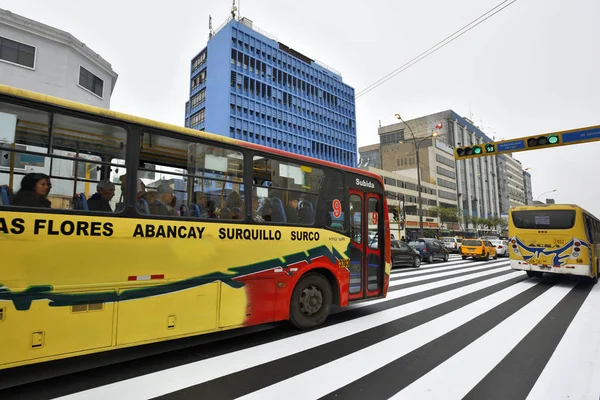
[348,189,385,301]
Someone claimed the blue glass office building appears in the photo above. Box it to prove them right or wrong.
[184,17,357,167]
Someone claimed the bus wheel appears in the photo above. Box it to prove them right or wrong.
[526,271,535,278]
[290,273,333,330]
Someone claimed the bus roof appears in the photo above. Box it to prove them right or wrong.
[0,84,383,185]
[510,203,599,219]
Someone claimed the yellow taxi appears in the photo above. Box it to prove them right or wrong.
[461,238,497,261]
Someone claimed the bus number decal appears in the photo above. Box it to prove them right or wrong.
[332,199,342,218]
[371,212,378,225]
[337,258,350,269]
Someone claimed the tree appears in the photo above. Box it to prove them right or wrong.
[429,206,460,227]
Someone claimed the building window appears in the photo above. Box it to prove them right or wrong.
[0,36,35,68]
[78,67,104,97]
[192,50,207,72]
[190,108,206,127]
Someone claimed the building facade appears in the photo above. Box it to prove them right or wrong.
[184,16,357,166]
[360,166,459,239]
[359,140,461,238]
[377,110,502,225]
[365,109,534,233]
[0,8,118,108]
[523,170,533,205]
[497,153,527,214]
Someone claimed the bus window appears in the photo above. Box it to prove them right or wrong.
[252,155,322,225]
[350,194,362,243]
[511,210,576,229]
[0,101,128,212]
[137,131,245,220]
[49,113,127,212]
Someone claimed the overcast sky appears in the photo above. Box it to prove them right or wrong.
[3,0,599,215]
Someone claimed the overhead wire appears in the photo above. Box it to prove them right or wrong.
[355,0,518,99]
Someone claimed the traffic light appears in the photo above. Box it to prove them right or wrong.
[392,210,399,222]
[452,124,600,160]
[485,143,496,153]
[527,134,560,148]
[454,144,494,159]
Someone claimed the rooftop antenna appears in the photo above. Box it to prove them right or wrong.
[378,119,381,127]
[208,15,214,39]
[231,0,237,20]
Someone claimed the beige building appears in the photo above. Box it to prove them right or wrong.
[360,166,459,239]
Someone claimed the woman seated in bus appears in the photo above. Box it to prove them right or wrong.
[12,172,52,208]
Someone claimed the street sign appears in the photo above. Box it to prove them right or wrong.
[453,124,600,160]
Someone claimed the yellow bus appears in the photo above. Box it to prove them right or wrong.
[0,84,391,371]
[508,204,600,283]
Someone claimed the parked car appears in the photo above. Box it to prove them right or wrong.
[408,238,450,263]
[391,239,422,268]
[461,238,497,261]
[490,239,509,257]
[441,236,462,253]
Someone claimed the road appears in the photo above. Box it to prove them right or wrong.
[2,254,600,400]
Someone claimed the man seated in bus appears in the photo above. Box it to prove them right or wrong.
[88,180,115,212]
[148,182,178,216]
[284,192,300,223]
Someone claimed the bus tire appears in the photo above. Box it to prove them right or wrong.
[289,272,333,330]
[462,256,467,260]
[526,271,535,278]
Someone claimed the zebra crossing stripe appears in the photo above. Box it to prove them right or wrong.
[391,281,577,400]
[510,282,598,400]
[235,279,546,400]
[390,258,509,280]
[389,260,510,286]
[347,268,517,310]
[53,272,525,399]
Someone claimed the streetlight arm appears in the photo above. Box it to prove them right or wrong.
[535,189,557,201]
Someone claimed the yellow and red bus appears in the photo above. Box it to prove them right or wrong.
[0,84,390,371]
[508,204,600,283]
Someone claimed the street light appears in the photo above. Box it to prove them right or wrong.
[535,189,557,201]
[395,113,438,238]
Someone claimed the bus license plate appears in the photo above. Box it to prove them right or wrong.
[539,266,551,270]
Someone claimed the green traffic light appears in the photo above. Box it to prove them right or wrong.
[485,144,495,153]
[548,135,559,144]
[473,146,482,154]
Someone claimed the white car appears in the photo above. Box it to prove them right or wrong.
[441,237,462,253]
[491,239,509,257]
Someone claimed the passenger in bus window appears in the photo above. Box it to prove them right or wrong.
[193,192,208,216]
[149,183,177,216]
[251,196,263,221]
[219,207,231,219]
[206,200,217,218]
[226,191,244,213]
[284,192,299,223]
[87,180,115,212]
[12,173,52,208]
[231,207,242,220]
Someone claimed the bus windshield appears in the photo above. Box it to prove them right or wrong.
[511,210,576,229]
